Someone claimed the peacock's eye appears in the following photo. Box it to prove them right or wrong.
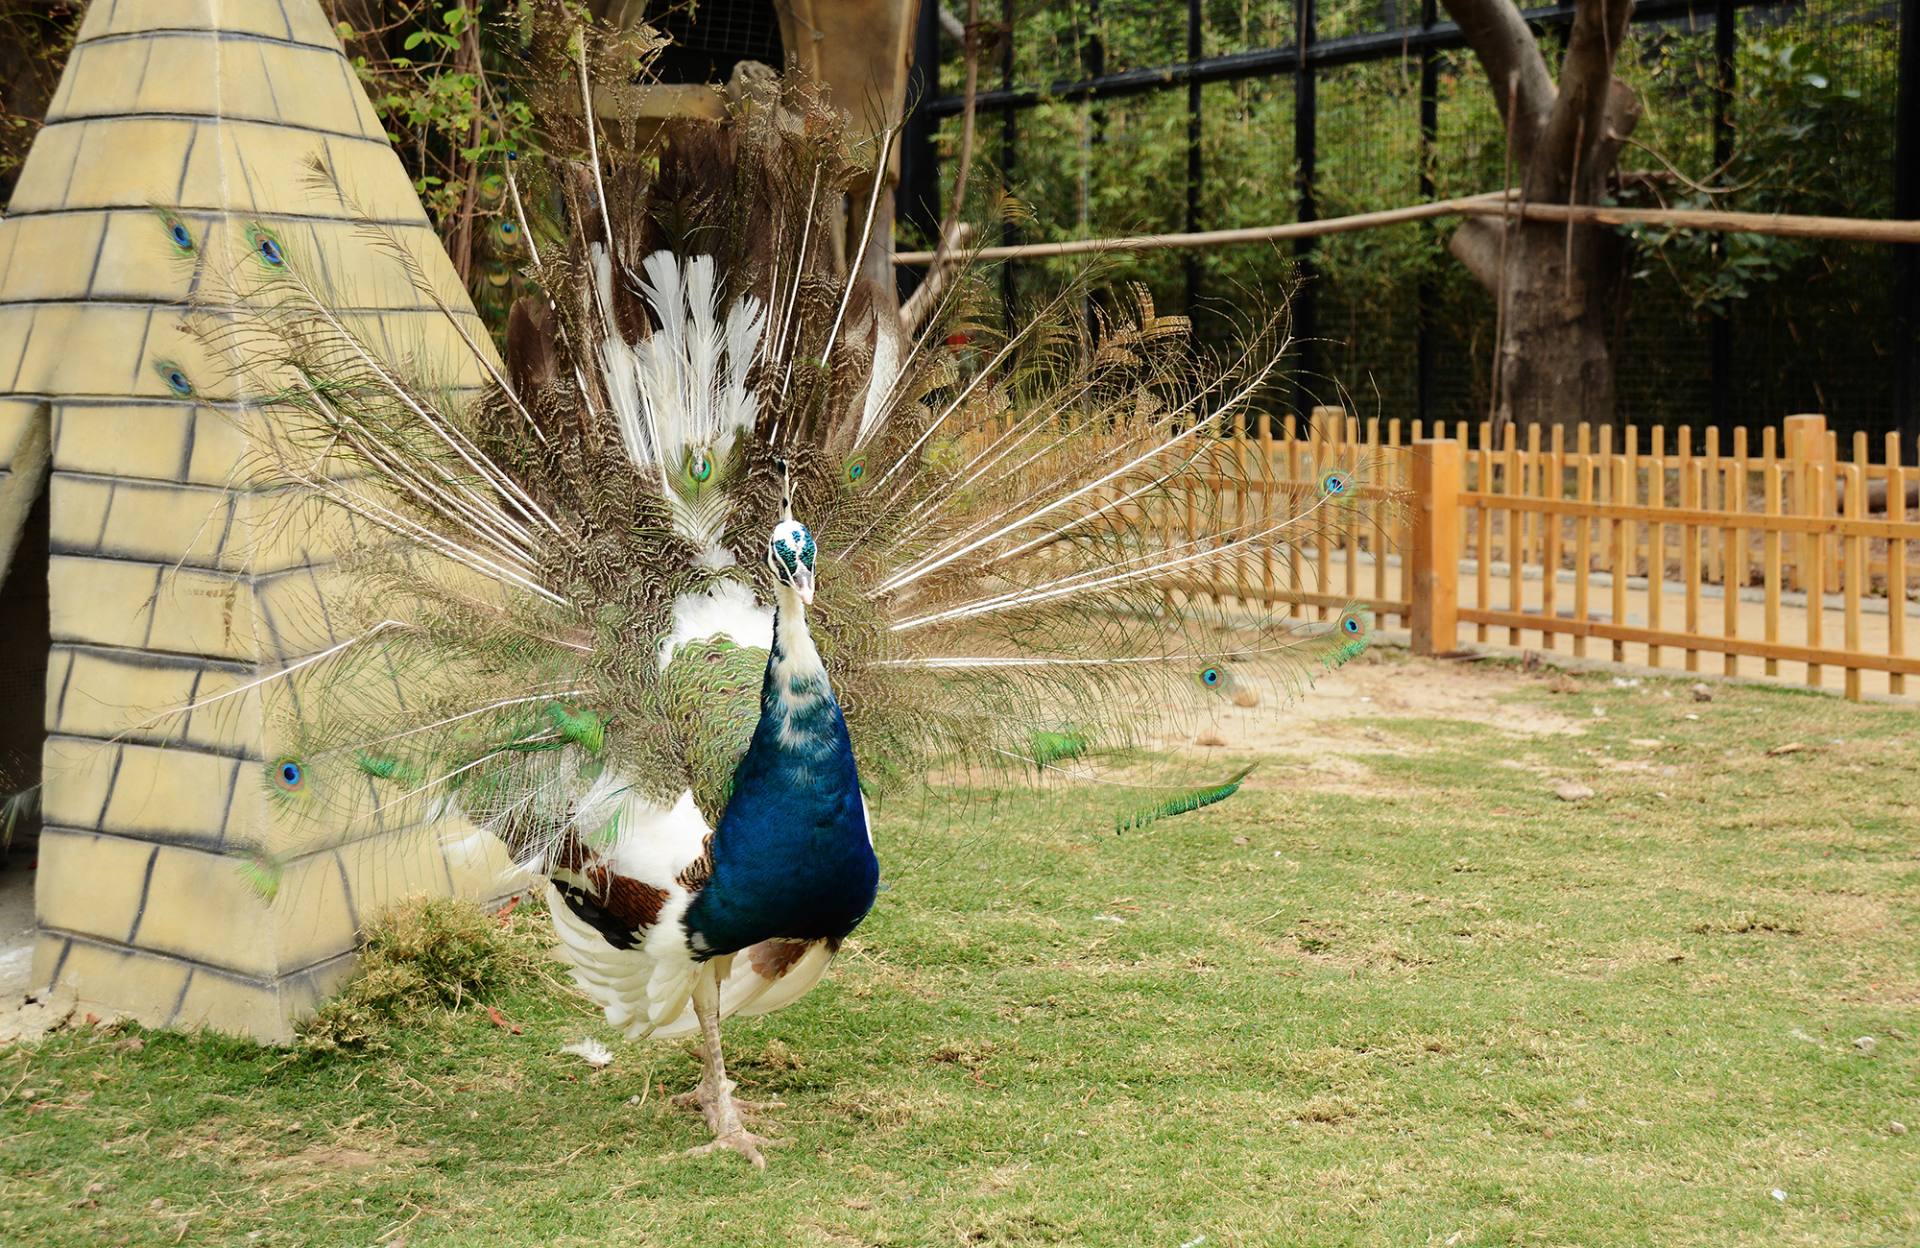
[1202,667,1221,686]
[153,360,193,396]
[1342,614,1362,635]
[1320,469,1350,496]
[166,218,194,251]
[247,224,285,268]
[274,758,304,791]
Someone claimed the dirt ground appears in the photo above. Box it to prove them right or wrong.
[1156,650,1586,795]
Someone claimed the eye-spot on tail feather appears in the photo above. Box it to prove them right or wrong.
[1114,765,1256,834]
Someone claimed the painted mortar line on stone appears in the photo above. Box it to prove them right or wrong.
[330,50,364,141]
[46,97,89,200]
[52,647,77,728]
[128,32,157,113]
[78,25,319,54]
[3,206,436,231]
[92,744,125,830]
[43,938,73,992]
[77,28,337,53]
[79,208,116,298]
[172,122,200,202]
[160,965,196,1029]
[124,844,162,944]
[48,548,341,584]
[253,570,290,671]
[52,464,386,498]
[255,43,284,124]
[89,477,119,552]
[42,821,249,859]
[6,309,38,392]
[54,639,259,675]
[34,813,470,880]
[46,730,262,765]
[227,137,263,216]
[137,561,164,649]
[214,755,244,849]
[124,305,156,395]
[39,926,353,992]
[14,385,491,407]
[212,491,241,564]
[1,296,490,318]
[302,562,335,642]
[36,111,400,150]
[0,216,20,292]
[176,408,200,482]
[333,851,361,932]
[176,665,207,745]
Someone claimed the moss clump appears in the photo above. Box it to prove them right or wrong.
[298,897,514,1056]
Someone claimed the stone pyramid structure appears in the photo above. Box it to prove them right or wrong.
[0,0,511,1040]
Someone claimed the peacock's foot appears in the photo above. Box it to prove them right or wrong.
[683,1126,778,1169]
[672,1078,784,1119]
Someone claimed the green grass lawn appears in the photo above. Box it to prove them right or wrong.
[3,657,1917,1246]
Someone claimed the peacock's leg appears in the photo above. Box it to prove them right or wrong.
[678,964,776,1167]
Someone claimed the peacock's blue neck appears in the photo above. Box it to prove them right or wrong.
[683,585,877,958]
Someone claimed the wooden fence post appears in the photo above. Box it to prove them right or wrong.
[1411,438,1462,656]
[1783,413,1826,593]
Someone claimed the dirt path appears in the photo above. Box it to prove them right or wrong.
[1152,651,1587,794]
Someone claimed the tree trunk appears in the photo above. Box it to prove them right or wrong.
[1492,220,1626,430]
[1438,0,1640,435]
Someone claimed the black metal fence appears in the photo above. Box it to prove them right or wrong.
[898,0,1920,448]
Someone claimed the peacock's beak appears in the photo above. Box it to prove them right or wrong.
[792,567,816,606]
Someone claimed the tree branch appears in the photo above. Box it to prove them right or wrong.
[1534,0,1637,198]
[1438,0,1556,163]
[1448,217,1507,293]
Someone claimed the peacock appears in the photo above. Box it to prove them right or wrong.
[175,21,1389,1166]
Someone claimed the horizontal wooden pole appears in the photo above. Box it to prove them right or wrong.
[893,192,1511,264]
[1459,607,1920,676]
[1458,492,1920,540]
[895,191,1920,265]
[1456,199,1920,245]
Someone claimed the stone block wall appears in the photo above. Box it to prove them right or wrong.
[0,0,514,1041]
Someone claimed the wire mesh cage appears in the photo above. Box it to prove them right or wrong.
[910,0,1916,449]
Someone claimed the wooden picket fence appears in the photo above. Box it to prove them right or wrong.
[1153,407,1920,701]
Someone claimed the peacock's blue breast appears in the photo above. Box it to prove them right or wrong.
[682,686,877,958]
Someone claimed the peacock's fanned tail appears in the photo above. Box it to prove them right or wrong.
[163,19,1403,873]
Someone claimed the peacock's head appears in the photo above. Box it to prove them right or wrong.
[767,518,817,606]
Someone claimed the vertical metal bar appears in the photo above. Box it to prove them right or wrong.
[1186,0,1203,314]
[1710,0,1736,436]
[1083,0,1106,340]
[1416,0,1438,430]
[999,0,1017,317]
[1896,0,1920,440]
[1292,0,1319,422]
[897,0,943,305]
